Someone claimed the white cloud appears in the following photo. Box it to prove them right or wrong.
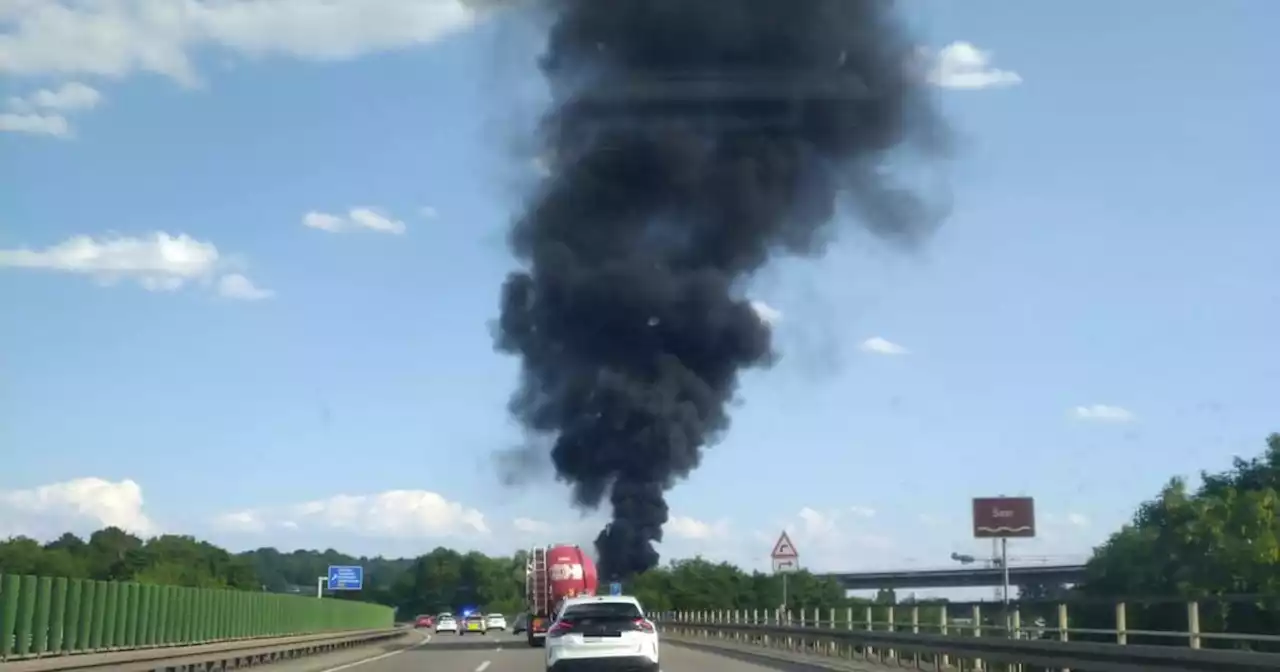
[8,81,103,112]
[756,506,896,572]
[0,477,156,538]
[926,42,1022,90]
[859,336,909,355]
[666,515,729,541]
[797,507,839,537]
[512,517,552,534]
[849,506,876,518]
[213,489,489,538]
[2,81,102,138]
[1072,404,1135,423]
[211,510,267,534]
[217,273,273,301]
[303,207,406,235]
[0,232,269,298]
[0,111,69,137]
[1041,512,1091,531]
[302,212,345,232]
[750,300,782,326]
[0,0,487,85]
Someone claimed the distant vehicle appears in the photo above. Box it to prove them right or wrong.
[435,615,458,633]
[486,613,508,631]
[461,614,486,635]
[414,614,434,628]
[545,595,659,672]
[525,543,599,647]
[513,613,529,635]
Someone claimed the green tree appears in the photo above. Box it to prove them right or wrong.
[1080,433,1280,643]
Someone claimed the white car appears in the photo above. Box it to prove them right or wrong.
[435,615,458,633]
[486,614,508,631]
[545,595,659,672]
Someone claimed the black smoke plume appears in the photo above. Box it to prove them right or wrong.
[495,0,948,579]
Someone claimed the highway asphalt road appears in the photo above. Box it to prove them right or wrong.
[274,628,894,672]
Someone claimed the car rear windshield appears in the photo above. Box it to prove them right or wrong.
[562,602,644,621]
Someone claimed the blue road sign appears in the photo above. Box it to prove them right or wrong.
[609,582,622,596]
[327,565,364,591]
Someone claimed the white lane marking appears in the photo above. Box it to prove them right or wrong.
[476,660,492,672]
[317,631,432,672]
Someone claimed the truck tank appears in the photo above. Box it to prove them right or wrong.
[524,543,599,647]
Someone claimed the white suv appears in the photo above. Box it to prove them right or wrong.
[545,595,659,672]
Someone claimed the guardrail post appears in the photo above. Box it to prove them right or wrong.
[1187,601,1200,649]
[845,606,852,630]
[886,605,896,661]
[938,605,949,670]
[972,604,983,672]
[827,607,836,655]
[1057,603,1069,642]
[908,605,920,669]
[862,605,873,661]
[1115,602,1127,645]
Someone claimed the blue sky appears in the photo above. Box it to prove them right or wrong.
[2,1,1277,589]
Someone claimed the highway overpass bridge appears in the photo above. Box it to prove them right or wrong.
[826,563,1087,590]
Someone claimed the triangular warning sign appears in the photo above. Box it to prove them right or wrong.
[771,531,798,558]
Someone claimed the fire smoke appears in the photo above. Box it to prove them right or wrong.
[495,0,949,578]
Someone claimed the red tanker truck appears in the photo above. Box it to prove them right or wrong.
[524,543,599,646]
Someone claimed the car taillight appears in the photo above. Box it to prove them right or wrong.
[547,620,574,637]
[632,619,655,633]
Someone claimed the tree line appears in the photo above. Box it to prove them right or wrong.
[3,433,1277,638]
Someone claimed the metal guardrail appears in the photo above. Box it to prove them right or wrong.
[658,618,1280,672]
[0,627,408,672]
[660,600,1280,651]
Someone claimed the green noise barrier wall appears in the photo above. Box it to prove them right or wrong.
[0,574,393,660]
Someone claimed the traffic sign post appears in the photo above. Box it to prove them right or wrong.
[972,496,1036,627]
[770,531,800,612]
[326,565,364,592]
